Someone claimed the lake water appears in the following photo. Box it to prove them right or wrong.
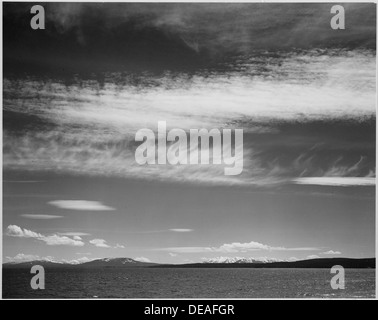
[2,268,375,299]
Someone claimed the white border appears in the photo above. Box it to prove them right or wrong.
[0,0,377,301]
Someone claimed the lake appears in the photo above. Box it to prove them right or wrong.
[2,268,375,299]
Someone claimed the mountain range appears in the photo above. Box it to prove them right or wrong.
[201,257,289,264]
[3,257,375,269]
[3,257,157,268]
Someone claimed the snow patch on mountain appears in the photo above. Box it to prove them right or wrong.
[201,256,292,264]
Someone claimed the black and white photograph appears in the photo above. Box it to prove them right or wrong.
[1,1,376,301]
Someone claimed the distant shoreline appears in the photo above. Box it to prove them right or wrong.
[3,257,375,269]
[152,258,375,269]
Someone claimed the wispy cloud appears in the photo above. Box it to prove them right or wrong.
[21,214,63,220]
[3,49,375,187]
[293,177,375,187]
[6,225,85,246]
[169,229,193,233]
[58,232,91,237]
[114,243,125,249]
[158,241,319,254]
[48,200,115,211]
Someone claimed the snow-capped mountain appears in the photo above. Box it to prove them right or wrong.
[201,257,288,264]
[3,257,157,268]
[79,257,157,267]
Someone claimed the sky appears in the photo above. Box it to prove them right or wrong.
[2,2,376,264]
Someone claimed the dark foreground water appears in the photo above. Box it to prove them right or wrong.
[2,268,375,299]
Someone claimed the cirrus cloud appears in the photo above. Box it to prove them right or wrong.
[58,232,91,237]
[3,48,375,188]
[169,229,193,232]
[293,177,375,187]
[21,214,63,219]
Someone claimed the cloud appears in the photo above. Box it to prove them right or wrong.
[6,253,43,263]
[41,235,85,246]
[88,240,124,249]
[307,255,320,259]
[169,229,193,233]
[8,3,376,58]
[218,241,277,252]
[65,256,93,264]
[134,257,151,263]
[73,236,82,240]
[6,253,98,265]
[5,253,95,265]
[169,253,178,257]
[322,250,342,255]
[58,232,91,237]
[159,241,319,254]
[3,48,375,187]
[293,177,375,187]
[75,256,92,264]
[6,225,85,246]
[216,241,319,253]
[6,225,42,238]
[89,239,111,248]
[20,214,63,219]
[48,200,115,211]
